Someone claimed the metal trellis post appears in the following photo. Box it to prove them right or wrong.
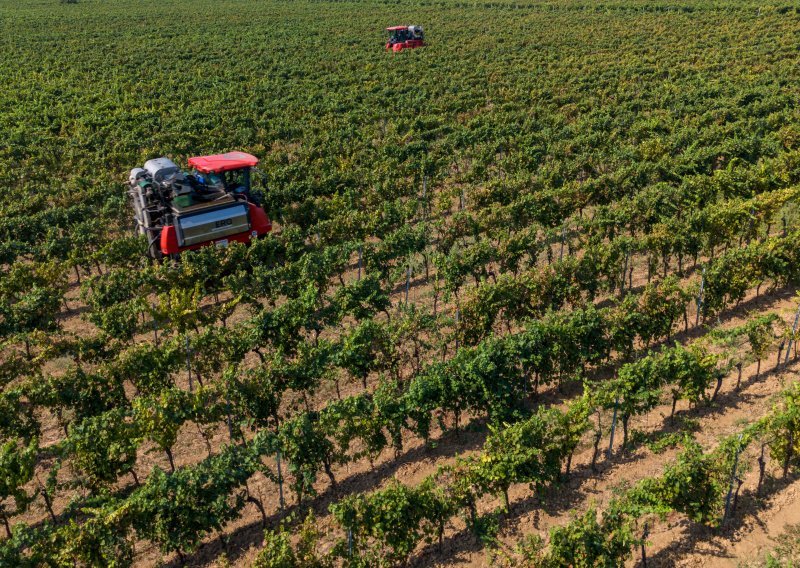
[723,434,744,523]
[607,396,619,458]
[276,449,285,512]
[695,268,705,327]
[784,301,800,365]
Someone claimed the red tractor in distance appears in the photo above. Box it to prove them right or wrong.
[128,151,272,259]
[385,25,425,52]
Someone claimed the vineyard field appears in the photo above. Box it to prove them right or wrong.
[3,0,800,566]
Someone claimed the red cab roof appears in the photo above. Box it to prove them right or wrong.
[188,151,259,173]
[386,26,410,30]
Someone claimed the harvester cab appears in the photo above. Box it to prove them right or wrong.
[128,151,272,259]
[386,25,425,52]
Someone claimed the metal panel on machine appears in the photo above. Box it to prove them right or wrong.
[176,203,250,247]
